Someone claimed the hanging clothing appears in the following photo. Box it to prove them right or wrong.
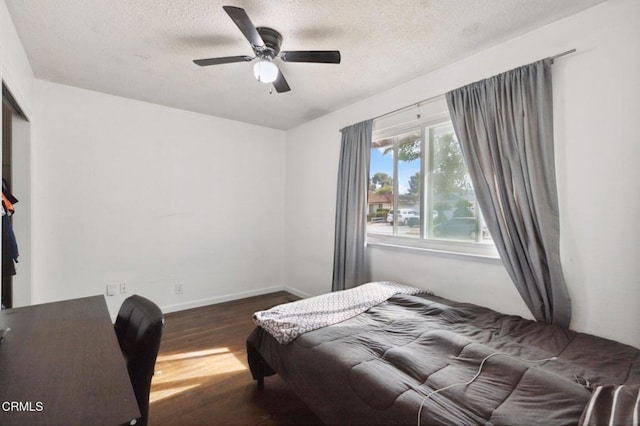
[2,179,17,204]
[1,179,19,277]
[2,215,18,276]
[2,193,14,214]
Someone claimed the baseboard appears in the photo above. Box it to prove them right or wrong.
[283,285,314,299]
[158,283,319,314]
[160,285,286,314]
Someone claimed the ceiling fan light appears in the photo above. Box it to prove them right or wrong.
[253,60,279,83]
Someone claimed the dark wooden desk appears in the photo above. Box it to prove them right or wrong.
[0,295,140,425]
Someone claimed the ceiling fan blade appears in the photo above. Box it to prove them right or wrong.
[193,55,254,66]
[222,6,265,49]
[273,68,291,93]
[280,51,341,64]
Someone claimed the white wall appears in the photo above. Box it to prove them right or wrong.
[284,0,640,347]
[31,81,286,316]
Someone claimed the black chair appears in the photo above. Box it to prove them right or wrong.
[115,295,164,426]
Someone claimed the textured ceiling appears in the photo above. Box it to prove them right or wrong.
[5,0,605,130]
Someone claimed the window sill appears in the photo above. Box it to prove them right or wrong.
[366,235,502,264]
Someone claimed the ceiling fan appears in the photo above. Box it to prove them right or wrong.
[193,5,341,93]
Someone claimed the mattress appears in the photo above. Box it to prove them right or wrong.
[247,293,640,425]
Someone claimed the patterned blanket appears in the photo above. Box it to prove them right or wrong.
[253,281,426,344]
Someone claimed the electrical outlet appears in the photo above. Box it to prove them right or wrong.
[106,284,118,297]
[175,283,184,295]
[119,282,127,294]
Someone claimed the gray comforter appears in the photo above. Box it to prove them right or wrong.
[247,293,640,425]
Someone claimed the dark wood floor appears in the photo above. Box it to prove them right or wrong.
[148,291,324,426]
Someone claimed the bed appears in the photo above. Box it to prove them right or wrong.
[246,283,640,425]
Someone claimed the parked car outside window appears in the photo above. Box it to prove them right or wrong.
[433,217,488,240]
[386,209,419,226]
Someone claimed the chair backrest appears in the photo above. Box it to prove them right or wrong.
[114,295,163,426]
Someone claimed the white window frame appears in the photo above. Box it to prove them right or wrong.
[367,104,499,261]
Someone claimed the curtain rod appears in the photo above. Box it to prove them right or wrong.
[549,48,576,62]
[355,48,577,126]
[370,94,445,123]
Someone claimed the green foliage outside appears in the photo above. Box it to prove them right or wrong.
[370,172,392,192]
[376,132,471,200]
[432,133,471,198]
[375,208,389,218]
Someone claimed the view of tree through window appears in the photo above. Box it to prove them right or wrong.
[367,121,492,245]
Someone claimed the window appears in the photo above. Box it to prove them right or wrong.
[367,99,496,258]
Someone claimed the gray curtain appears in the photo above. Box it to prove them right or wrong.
[446,59,571,327]
[332,119,373,292]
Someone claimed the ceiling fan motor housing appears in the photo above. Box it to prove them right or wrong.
[255,27,283,59]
